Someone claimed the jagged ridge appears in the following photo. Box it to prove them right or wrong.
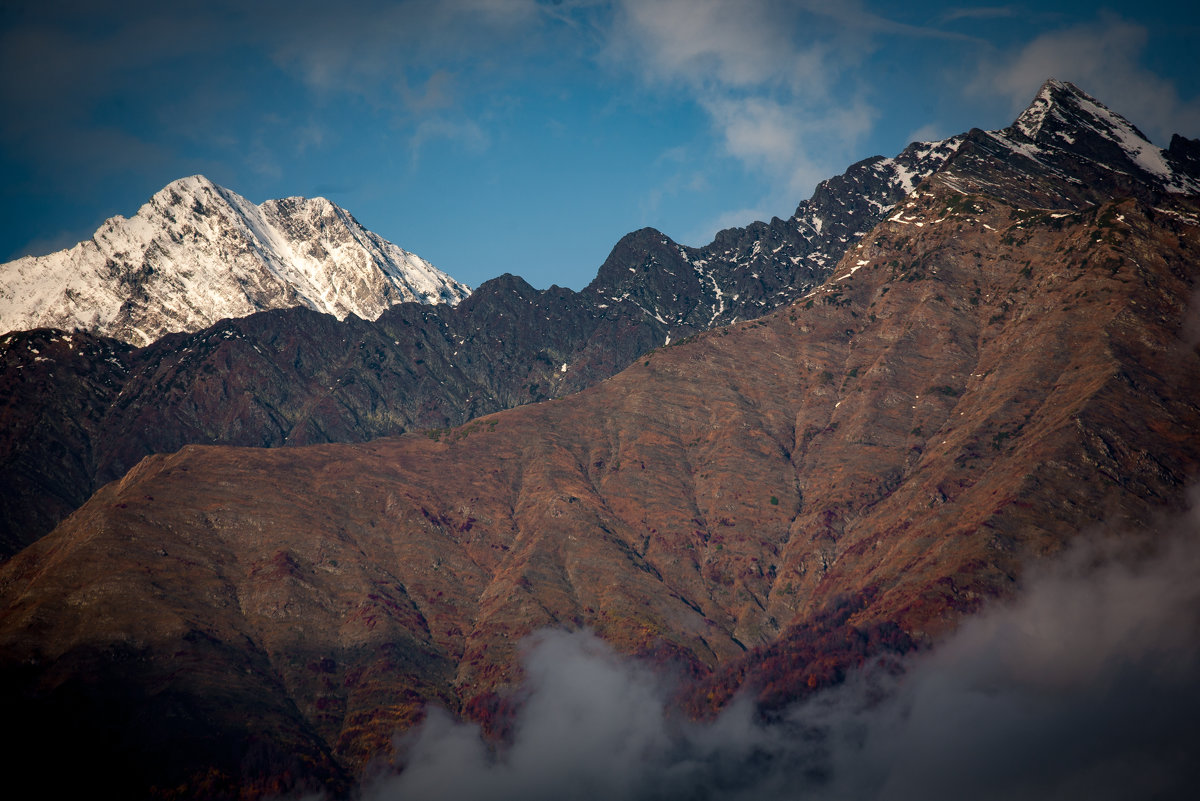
[0,137,966,556]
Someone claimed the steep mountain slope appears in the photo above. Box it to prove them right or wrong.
[0,175,469,345]
[2,82,1199,799]
[0,329,133,556]
[2,83,1197,560]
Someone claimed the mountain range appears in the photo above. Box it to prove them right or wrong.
[1,80,1199,799]
[0,121,962,556]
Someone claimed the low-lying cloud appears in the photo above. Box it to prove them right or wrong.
[364,492,1200,801]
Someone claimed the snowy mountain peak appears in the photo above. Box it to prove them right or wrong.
[1003,79,1200,195]
[0,176,469,346]
[1014,78,1149,146]
[158,172,220,195]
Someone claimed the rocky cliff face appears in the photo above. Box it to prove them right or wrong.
[0,175,470,346]
[2,81,1199,799]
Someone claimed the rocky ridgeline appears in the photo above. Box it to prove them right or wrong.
[0,128,965,554]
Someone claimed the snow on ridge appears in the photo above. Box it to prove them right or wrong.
[876,134,965,201]
[0,175,469,346]
[1003,79,1199,195]
[1014,80,1058,139]
[1065,91,1200,192]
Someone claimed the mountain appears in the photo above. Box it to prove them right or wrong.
[2,80,1199,798]
[0,137,964,557]
[0,175,470,346]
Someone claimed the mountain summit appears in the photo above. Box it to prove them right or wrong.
[939,79,1200,206]
[0,175,469,345]
[1012,78,1197,195]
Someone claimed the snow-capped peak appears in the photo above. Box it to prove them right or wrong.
[0,176,470,346]
[1004,79,1200,195]
[1013,78,1076,139]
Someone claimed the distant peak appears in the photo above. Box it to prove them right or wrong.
[1012,78,1151,146]
[148,175,226,211]
[1039,77,1080,97]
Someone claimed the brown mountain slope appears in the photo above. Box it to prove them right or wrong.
[2,184,1199,797]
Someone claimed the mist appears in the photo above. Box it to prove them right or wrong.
[361,497,1200,801]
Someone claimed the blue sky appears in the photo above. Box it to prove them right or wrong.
[2,1,1198,291]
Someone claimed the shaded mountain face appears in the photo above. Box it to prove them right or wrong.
[2,80,1199,799]
[0,175,470,346]
[0,132,963,556]
[0,329,133,556]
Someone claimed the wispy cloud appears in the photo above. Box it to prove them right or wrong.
[0,0,558,188]
[603,0,961,230]
[600,0,853,229]
[610,0,827,90]
[266,0,546,94]
[937,5,1017,24]
[408,117,490,167]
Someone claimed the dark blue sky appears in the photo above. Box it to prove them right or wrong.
[3,1,1198,290]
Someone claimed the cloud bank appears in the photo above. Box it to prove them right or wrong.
[363,494,1200,801]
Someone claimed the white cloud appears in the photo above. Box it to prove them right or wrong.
[694,92,874,231]
[904,122,949,146]
[692,205,776,243]
[979,14,1200,145]
[409,117,490,166]
[294,121,327,155]
[611,0,825,90]
[606,0,887,225]
[268,0,546,94]
[262,0,550,157]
